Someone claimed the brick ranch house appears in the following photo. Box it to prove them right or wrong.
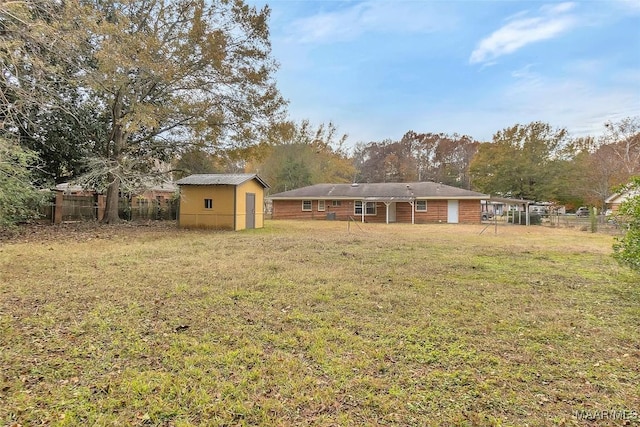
[605,186,639,214]
[269,182,490,224]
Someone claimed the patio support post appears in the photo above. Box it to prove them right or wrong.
[384,201,391,224]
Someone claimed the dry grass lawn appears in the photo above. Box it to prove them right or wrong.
[0,220,638,426]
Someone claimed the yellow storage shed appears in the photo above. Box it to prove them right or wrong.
[176,174,269,230]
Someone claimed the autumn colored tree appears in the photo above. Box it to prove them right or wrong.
[172,148,222,180]
[1,1,78,128]
[2,0,286,223]
[469,122,569,201]
[562,118,640,209]
[353,132,479,187]
[353,139,417,183]
[565,137,624,208]
[254,120,355,193]
[401,131,479,188]
[1,1,95,185]
[172,146,248,180]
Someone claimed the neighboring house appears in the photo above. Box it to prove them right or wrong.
[176,174,269,230]
[51,181,177,223]
[269,182,489,224]
[605,186,640,213]
[54,182,95,196]
[131,182,177,218]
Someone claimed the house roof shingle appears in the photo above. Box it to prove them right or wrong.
[269,182,488,200]
[176,174,269,188]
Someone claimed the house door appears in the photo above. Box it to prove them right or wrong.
[384,202,397,223]
[246,193,256,229]
[447,200,459,223]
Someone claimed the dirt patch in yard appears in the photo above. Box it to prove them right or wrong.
[0,221,180,244]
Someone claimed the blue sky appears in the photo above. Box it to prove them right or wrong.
[248,0,640,147]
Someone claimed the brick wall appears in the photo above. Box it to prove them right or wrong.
[272,199,483,223]
[272,200,357,221]
[458,200,482,223]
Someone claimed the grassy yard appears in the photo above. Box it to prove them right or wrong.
[0,220,638,426]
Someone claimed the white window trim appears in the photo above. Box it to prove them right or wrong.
[302,200,312,211]
[354,201,362,215]
[332,200,342,207]
[204,198,213,209]
[366,202,376,215]
[415,200,427,212]
[318,200,325,211]
[354,201,377,216]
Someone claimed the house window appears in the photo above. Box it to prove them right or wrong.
[332,200,342,207]
[204,199,213,209]
[366,202,376,215]
[318,200,325,211]
[354,201,376,215]
[415,200,427,212]
[302,200,312,211]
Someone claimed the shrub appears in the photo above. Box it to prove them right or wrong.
[0,137,46,227]
[613,177,640,271]
[529,213,542,225]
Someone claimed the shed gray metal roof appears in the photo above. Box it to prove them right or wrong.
[176,174,269,188]
[269,182,488,200]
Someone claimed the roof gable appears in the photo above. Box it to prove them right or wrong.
[176,174,269,188]
[269,182,488,200]
[606,188,639,204]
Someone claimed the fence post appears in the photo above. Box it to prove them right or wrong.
[97,195,106,221]
[54,191,63,224]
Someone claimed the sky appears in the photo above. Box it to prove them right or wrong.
[246,0,640,148]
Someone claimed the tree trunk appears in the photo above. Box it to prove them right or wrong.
[102,175,121,224]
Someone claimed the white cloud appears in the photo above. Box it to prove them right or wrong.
[285,1,453,44]
[470,2,577,64]
[510,63,543,84]
[498,70,640,137]
[614,0,640,13]
[543,2,576,14]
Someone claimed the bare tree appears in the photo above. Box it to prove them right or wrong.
[602,117,640,176]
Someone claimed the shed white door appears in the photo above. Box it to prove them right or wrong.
[447,200,459,223]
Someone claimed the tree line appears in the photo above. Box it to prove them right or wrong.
[232,118,639,212]
[1,0,639,228]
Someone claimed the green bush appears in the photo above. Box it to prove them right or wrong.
[0,137,45,227]
[530,213,542,225]
[613,177,640,271]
